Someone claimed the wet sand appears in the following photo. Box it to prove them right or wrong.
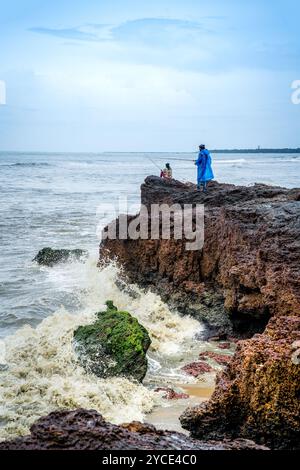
[146,383,215,434]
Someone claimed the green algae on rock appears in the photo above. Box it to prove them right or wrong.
[34,247,88,266]
[73,301,151,382]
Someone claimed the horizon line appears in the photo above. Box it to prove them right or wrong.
[0,147,300,155]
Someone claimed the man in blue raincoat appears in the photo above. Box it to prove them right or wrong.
[195,144,214,191]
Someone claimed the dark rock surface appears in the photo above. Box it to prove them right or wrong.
[0,409,268,450]
[74,301,151,382]
[34,247,88,266]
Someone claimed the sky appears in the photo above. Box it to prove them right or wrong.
[0,0,299,151]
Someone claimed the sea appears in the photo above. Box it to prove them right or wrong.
[0,151,299,440]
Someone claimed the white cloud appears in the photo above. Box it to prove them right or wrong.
[29,18,227,73]
[28,16,300,74]
[30,18,210,44]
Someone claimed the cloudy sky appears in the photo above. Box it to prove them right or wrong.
[0,0,299,151]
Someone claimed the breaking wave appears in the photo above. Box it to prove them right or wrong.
[215,159,247,164]
[0,162,52,168]
[12,162,51,167]
[0,260,201,441]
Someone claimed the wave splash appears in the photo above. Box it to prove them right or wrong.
[0,260,200,441]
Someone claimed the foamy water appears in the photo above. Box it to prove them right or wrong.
[0,261,202,440]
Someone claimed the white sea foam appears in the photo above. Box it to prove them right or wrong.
[215,158,247,164]
[0,260,200,441]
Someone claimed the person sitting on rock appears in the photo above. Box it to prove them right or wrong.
[195,144,214,191]
[160,163,173,179]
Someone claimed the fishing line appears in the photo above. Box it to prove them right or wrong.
[146,156,195,168]
[161,157,195,162]
[146,156,163,171]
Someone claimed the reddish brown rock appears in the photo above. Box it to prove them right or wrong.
[208,333,229,341]
[218,342,231,349]
[0,409,268,450]
[228,336,240,343]
[181,361,213,377]
[100,176,300,335]
[100,176,300,449]
[154,387,189,399]
[198,351,232,366]
[181,316,300,450]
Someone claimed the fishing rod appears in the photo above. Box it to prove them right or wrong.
[147,156,163,171]
[146,154,197,177]
[147,156,195,168]
[162,157,195,162]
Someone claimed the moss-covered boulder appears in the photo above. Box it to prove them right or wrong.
[34,247,88,266]
[73,301,151,382]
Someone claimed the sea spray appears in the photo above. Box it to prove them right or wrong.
[42,257,201,354]
[0,259,201,440]
[0,307,156,440]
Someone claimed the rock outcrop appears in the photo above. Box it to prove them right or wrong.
[100,176,300,335]
[34,247,88,266]
[180,315,300,449]
[99,176,300,449]
[0,409,268,450]
[74,301,151,382]
[181,361,213,377]
[198,351,232,365]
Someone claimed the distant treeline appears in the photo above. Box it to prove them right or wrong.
[211,148,300,154]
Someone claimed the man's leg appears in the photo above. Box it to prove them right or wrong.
[203,181,207,192]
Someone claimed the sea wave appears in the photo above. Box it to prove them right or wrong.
[0,162,52,168]
[12,162,51,167]
[0,260,200,441]
[215,159,247,164]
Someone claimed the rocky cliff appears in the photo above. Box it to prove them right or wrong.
[100,177,300,334]
[99,176,300,449]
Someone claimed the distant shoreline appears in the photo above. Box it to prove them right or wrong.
[211,148,300,154]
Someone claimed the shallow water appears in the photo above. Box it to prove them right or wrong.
[0,151,299,439]
[146,384,215,434]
